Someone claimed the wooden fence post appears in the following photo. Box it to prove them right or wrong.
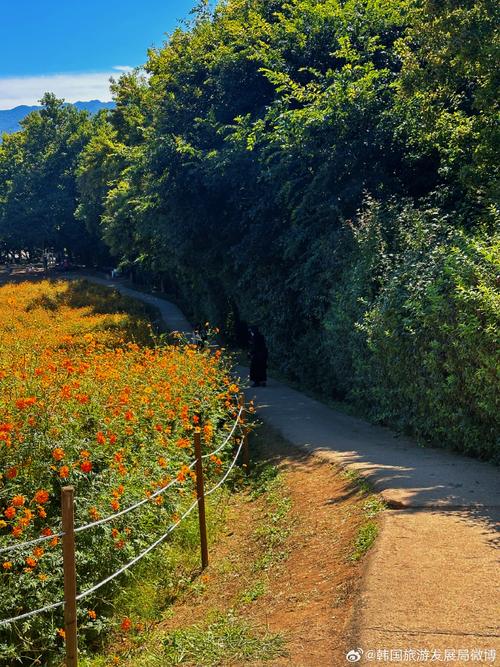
[239,394,250,474]
[242,426,250,475]
[193,431,209,569]
[61,486,78,667]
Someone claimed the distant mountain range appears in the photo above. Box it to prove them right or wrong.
[0,100,115,135]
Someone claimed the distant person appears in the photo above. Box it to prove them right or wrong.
[248,326,268,387]
[192,323,207,348]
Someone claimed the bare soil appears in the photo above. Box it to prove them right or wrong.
[161,424,375,666]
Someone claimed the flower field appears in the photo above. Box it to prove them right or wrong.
[0,279,241,664]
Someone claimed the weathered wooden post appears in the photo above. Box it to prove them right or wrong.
[242,425,250,474]
[61,486,78,667]
[193,431,209,569]
[239,394,250,474]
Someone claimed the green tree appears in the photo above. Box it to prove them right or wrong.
[0,94,96,260]
[396,0,500,218]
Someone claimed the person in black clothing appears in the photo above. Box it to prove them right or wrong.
[248,326,268,387]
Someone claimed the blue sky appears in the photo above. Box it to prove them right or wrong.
[0,0,197,108]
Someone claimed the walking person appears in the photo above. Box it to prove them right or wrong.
[248,326,268,387]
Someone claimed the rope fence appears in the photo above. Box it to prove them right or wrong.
[0,396,250,667]
[0,404,244,556]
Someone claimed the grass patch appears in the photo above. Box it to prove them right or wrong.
[84,613,285,666]
[341,468,373,495]
[341,469,386,562]
[80,490,233,665]
[160,612,285,666]
[253,473,292,571]
[363,496,386,518]
[239,580,267,604]
[351,522,379,561]
[249,456,281,498]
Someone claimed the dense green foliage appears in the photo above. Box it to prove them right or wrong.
[0,0,498,459]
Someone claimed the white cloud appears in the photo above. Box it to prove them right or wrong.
[0,72,122,110]
[112,65,134,73]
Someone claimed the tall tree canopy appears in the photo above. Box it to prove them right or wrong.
[0,94,103,261]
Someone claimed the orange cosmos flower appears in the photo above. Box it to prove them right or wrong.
[41,528,53,537]
[80,461,92,473]
[11,526,23,538]
[2,561,12,570]
[89,507,100,520]
[88,610,97,620]
[33,547,44,558]
[110,499,120,511]
[120,617,132,632]
[96,431,106,445]
[59,466,70,479]
[60,385,72,399]
[25,557,37,568]
[16,397,37,410]
[4,507,16,520]
[11,495,25,507]
[52,448,65,461]
[6,467,18,479]
[34,489,50,504]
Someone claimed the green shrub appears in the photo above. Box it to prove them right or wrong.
[326,201,500,460]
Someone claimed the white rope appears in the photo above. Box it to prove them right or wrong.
[205,438,244,498]
[76,499,199,600]
[0,406,245,555]
[0,532,64,555]
[0,600,64,627]
[77,439,244,600]
[0,437,246,626]
[75,478,180,535]
[202,405,243,460]
[74,405,243,534]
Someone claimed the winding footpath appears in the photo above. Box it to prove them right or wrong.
[52,275,500,665]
